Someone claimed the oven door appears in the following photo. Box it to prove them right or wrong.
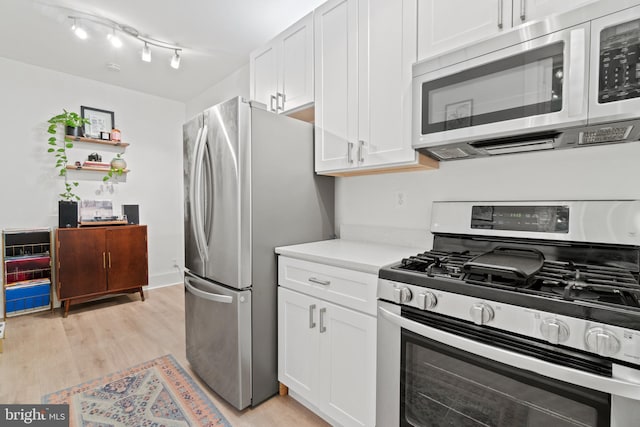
[412,23,589,154]
[377,300,640,427]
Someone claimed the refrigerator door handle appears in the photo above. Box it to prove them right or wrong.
[192,125,209,261]
[184,276,233,304]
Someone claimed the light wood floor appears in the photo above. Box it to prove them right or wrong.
[0,284,329,427]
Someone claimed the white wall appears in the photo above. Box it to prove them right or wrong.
[185,63,250,119]
[336,142,640,247]
[0,57,186,305]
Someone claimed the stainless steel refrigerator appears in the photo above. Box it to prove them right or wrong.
[183,97,334,410]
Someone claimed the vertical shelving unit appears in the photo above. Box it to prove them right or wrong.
[3,228,52,319]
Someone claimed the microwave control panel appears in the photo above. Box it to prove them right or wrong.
[599,18,640,103]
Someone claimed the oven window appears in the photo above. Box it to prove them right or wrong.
[421,42,564,135]
[401,329,610,426]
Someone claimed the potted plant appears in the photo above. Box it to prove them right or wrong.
[47,110,89,227]
[103,153,127,182]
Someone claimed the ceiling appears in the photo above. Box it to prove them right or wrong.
[0,0,325,102]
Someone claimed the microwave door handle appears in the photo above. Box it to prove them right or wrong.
[567,28,586,118]
[378,306,640,400]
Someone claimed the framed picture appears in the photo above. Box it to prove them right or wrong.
[444,99,472,131]
[81,106,115,138]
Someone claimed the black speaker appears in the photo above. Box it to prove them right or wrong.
[58,201,78,228]
[123,204,139,225]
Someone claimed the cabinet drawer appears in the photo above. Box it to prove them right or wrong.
[278,256,377,315]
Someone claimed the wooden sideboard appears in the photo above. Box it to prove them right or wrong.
[56,225,148,317]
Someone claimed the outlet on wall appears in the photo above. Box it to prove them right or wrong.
[395,191,407,208]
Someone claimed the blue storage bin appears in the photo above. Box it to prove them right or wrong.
[5,282,50,313]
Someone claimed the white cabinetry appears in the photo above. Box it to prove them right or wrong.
[417,0,598,60]
[314,0,438,175]
[278,256,376,427]
[250,12,314,114]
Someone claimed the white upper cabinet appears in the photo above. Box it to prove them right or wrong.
[417,0,511,61]
[279,15,315,113]
[250,12,314,114]
[418,0,598,60]
[250,44,278,111]
[314,0,358,171]
[315,0,438,175]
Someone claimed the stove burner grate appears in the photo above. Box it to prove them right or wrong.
[394,249,640,309]
[399,250,472,279]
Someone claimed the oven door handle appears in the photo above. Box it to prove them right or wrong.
[378,306,640,400]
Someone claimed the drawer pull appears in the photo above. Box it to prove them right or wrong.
[308,277,331,286]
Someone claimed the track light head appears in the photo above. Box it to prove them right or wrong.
[71,19,88,39]
[141,43,151,62]
[171,50,181,69]
[110,29,122,48]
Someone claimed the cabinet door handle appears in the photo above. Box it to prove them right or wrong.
[319,307,327,333]
[103,252,106,269]
[309,304,316,329]
[270,95,277,112]
[277,92,285,111]
[347,142,354,164]
[358,140,365,163]
[498,0,503,29]
[108,252,112,269]
[520,0,526,22]
[308,277,331,286]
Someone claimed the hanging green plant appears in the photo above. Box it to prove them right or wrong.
[46,110,89,201]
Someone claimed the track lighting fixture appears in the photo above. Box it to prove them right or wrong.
[141,43,151,62]
[66,11,183,68]
[170,50,181,69]
[71,18,88,40]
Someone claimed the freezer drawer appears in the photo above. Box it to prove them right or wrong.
[184,271,252,409]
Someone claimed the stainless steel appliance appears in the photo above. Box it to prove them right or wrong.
[183,97,334,410]
[412,0,640,160]
[377,201,640,426]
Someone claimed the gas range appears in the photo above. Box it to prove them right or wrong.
[378,201,640,367]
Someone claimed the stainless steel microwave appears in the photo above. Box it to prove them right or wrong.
[412,1,640,160]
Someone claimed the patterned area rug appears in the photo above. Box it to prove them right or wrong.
[43,354,231,427]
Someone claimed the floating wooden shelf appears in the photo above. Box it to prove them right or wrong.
[65,135,130,148]
[66,165,129,173]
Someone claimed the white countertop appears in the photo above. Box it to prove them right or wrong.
[275,239,422,274]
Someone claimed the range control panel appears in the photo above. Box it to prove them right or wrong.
[599,17,640,103]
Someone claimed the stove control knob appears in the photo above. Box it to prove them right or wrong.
[470,303,494,325]
[393,287,413,304]
[585,327,621,357]
[540,318,570,344]
[417,292,438,310]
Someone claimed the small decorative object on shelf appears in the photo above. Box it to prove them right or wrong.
[111,128,121,142]
[104,153,127,182]
[2,228,53,319]
[100,131,111,140]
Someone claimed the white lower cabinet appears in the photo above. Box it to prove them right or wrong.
[278,286,376,427]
